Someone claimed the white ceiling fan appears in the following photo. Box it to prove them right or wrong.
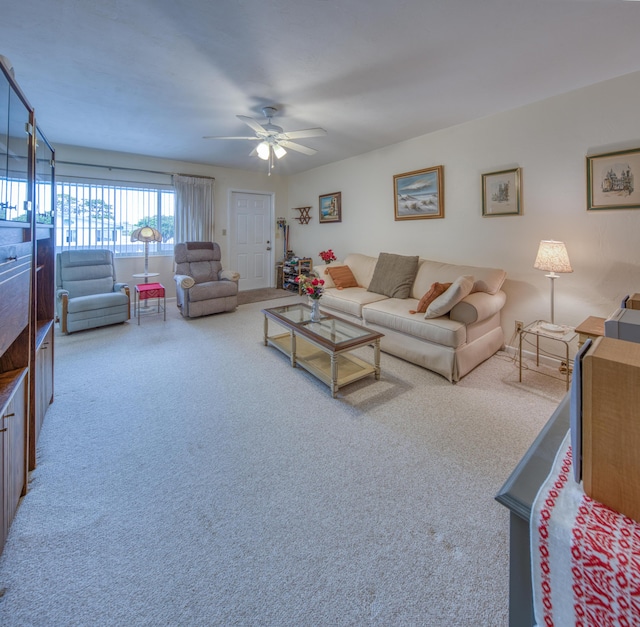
[203,106,326,174]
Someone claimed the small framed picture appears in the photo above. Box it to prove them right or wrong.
[482,168,522,217]
[586,148,640,211]
[319,192,342,223]
[393,166,444,221]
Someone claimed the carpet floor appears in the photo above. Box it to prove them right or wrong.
[0,296,566,626]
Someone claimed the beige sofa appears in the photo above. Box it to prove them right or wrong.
[317,253,507,382]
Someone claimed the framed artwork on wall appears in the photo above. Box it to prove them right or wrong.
[587,148,640,211]
[393,166,444,221]
[319,192,342,223]
[482,168,522,216]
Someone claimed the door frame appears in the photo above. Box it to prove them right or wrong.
[227,189,276,289]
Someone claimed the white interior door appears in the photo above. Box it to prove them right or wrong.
[230,192,272,291]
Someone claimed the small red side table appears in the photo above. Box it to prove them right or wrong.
[135,282,166,325]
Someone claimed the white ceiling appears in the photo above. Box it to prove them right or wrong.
[2,0,640,175]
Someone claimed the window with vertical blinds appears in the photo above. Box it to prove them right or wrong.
[55,180,175,256]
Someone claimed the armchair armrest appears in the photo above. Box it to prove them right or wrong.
[114,283,131,320]
[220,270,240,282]
[174,274,195,289]
[56,290,70,334]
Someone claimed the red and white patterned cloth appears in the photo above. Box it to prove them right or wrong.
[531,432,640,626]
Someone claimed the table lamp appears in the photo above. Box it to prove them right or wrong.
[130,226,162,275]
[534,240,573,332]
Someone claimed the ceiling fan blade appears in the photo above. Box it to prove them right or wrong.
[237,115,268,134]
[202,135,261,140]
[278,140,317,156]
[279,128,327,140]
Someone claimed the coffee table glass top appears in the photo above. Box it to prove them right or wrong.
[262,303,382,347]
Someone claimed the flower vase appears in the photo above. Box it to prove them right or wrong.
[309,298,322,322]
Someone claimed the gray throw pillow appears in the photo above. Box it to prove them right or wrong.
[367,253,419,299]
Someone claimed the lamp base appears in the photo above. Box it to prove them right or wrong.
[539,321,565,333]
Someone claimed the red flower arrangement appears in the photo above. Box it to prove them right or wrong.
[296,274,325,300]
[319,249,337,264]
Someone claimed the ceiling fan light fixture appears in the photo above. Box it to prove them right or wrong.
[256,141,270,160]
[273,144,287,159]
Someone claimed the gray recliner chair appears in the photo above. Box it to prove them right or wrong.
[174,242,239,318]
[56,250,130,334]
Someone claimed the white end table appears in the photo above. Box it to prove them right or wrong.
[518,320,576,390]
[133,272,159,284]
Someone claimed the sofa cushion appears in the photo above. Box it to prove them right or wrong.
[367,253,419,299]
[410,282,452,314]
[326,265,358,289]
[426,275,474,319]
[321,287,387,318]
[363,299,467,348]
[412,259,506,297]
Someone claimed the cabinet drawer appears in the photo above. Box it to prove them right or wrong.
[0,244,32,357]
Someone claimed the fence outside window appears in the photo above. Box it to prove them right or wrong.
[55,181,175,256]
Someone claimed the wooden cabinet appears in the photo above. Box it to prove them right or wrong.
[0,58,55,553]
[0,370,27,554]
[33,325,53,454]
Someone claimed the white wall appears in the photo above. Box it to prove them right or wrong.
[54,70,640,343]
[55,145,289,297]
[287,70,640,347]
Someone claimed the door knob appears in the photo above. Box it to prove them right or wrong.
[266,247,272,251]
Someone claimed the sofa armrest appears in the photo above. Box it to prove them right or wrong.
[174,274,195,289]
[114,282,129,292]
[219,269,240,282]
[450,290,506,324]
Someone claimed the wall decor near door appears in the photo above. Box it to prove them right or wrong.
[394,166,444,220]
[586,147,640,211]
[319,192,342,223]
[482,167,522,216]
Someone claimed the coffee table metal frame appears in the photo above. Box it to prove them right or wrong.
[262,303,383,398]
[518,320,576,390]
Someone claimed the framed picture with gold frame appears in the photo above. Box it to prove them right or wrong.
[587,148,640,211]
[393,165,444,221]
[319,191,342,223]
[482,168,522,216]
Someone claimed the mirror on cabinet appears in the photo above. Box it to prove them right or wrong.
[0,62,31,224]
[35,126,54,224]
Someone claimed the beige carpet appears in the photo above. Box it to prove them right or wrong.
[0,301,566,626]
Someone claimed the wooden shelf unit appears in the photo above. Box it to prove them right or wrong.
[0,60,55,554]
[282,257,313,293]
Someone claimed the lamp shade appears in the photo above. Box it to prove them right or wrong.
[130,226,162,243]
[256,142,270,160]
[533,240,573,274]
[273,144,287,159]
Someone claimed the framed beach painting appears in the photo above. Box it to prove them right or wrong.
[587,148,640,211]
[393,165,444,220]
[319,191,342,223]
[482,168,521,216]
[393,166,444,221]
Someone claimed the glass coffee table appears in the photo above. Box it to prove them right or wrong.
[262,303,383,397]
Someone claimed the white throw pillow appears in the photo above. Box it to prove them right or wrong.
[425,275,474,319]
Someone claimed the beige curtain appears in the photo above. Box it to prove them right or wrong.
[173,174,215,243]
